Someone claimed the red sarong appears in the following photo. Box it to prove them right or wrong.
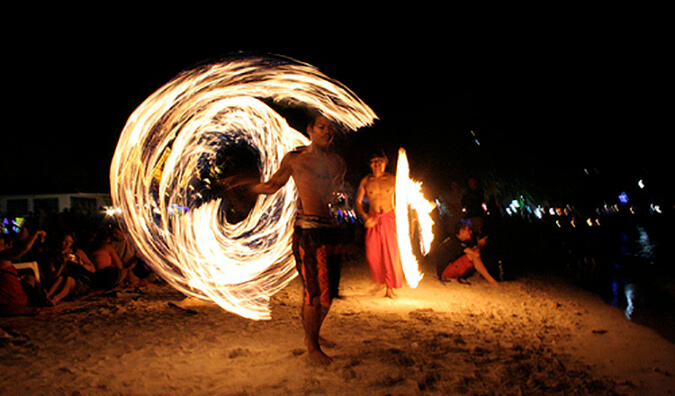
[365,210,404,289]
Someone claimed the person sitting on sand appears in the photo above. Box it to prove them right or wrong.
[0,228,47,316]
[44,232,97,305]
[355,150,404,299]
[109,222,155,286]
[88,227,127,290]
[433,221,499,285]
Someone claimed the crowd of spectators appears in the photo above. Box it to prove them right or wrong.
[0,208,155,317]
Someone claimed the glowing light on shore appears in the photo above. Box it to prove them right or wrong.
[395,148,435,288]
[110,54,377,320]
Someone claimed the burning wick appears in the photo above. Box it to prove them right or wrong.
[395,148,435,288]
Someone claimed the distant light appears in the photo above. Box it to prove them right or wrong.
[105,207,121,217]
[638,179,645,189]
[534,206,544,219]
[618,192,629,204]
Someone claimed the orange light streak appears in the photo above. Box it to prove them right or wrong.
[110,54,377,320]
[395,148,435,288]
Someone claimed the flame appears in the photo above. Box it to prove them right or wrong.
[395,148,435,288]
[110,54,377,320]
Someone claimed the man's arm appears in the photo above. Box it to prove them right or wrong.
[355,176,378,228]
[249,152,294,195]
[355,176,370,222]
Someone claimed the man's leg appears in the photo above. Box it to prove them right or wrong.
[303,299,332,365]
[468,251,499,285]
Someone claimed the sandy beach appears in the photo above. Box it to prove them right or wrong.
[1,251,674,395]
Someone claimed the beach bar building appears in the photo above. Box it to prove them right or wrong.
[0,192,112,217]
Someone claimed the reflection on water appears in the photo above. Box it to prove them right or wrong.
[612,225,659,320]
[589,220,674,342]
[482,213,674,342]
[618,225,658,262]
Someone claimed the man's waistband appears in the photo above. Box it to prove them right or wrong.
[295,214,336,229]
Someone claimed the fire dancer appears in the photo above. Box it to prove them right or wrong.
[355,151,404,298]
[227,112,346,365]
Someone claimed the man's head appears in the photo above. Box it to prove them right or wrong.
[368,151,388,175]
[454,222,473,241]
[111,225,126,241]
[306,115,335,148]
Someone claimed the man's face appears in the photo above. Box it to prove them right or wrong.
[112,228,125,241]
[307,116,335,148]
[369,156,387,174]
[458,226,473,241]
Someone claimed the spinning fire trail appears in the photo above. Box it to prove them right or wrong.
[110,53,432,320]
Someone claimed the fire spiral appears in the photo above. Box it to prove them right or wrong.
[110,53,377,320]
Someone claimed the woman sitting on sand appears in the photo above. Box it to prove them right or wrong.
[45,232,97,305]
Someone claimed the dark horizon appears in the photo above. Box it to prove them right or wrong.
[2,21,670,212]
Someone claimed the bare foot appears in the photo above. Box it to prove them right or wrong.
[369,283,385,295]
[308,348,333,365]
[385,288,397,299]
[319,336,337,348]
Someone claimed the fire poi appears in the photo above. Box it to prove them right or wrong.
[110,53,433,320]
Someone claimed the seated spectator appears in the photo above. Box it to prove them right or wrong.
[110,222,155,285]
[0,228,47,316]
[45,232,96,305]
[433,222,499,285]
[88,229,126,290]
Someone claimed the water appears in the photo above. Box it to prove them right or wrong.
[480,213,675,343]
[594,220,675,343]
[548,216,675,343]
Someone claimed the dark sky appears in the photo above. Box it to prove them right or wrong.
[2,15,670,205]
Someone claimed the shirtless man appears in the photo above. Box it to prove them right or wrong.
[355,152,404,298]
[238,113,346,365]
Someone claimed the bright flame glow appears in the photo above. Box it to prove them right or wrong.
[110,54,377,320]
[394,148,435,288]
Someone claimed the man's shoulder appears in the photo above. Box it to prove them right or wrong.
[286,146,308,158]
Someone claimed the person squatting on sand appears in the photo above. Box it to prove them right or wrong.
[222,112,346,365]
[434,221,499,285]
[355,151,404,299]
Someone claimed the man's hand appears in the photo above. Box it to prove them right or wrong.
[364,217,378,228]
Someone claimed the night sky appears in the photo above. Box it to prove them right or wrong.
[2,15,670,208]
